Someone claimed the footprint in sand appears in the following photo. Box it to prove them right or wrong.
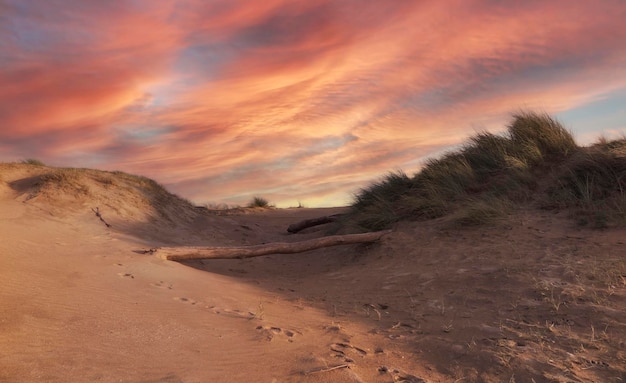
[255,325,298,342]
[151,281,173,290]
[117,272,134,279]
[173,296,197,305]
[378,367,425,383]
[209,307,258,320]
[330,342,368,357]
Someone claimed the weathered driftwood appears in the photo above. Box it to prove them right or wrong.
[155,230,391,261]
[91,207,111,228]
[287,214,344,233]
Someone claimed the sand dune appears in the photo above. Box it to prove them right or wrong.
[1,164,625,382]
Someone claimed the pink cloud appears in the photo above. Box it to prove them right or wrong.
[1,0,625,206]
[0,1,181,137]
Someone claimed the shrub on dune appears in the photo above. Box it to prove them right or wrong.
[248,196,270,208]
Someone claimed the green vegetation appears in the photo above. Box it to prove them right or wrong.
[248,196,270,208]
[345,111,626,230]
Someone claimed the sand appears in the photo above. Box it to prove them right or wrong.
[1,164,625,382]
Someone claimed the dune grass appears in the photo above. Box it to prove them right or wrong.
[346,112,625,230]
[248,196,270,208]
[21,158,46,166]
[544,139,626,228]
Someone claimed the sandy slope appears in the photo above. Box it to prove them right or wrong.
[0,165,351,382]
[1,164,625,382]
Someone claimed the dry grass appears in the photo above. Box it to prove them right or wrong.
[13,166,197,224]
[21,158,46,166]
[248,196,271,208]
[346,111,625,231]
[544,141,626,228]
[39,168,92,197]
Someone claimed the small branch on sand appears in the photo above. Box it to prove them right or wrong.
[91,207,111,228]
[303,364,349,375]
[135,248,158,255]
[287,214,344,233]
[154,230,391,261]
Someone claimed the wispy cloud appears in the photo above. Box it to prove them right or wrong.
[2,0,625,206]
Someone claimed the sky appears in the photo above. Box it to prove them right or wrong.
[1,0,625,207]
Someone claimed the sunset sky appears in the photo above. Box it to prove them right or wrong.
[2,1,625,207]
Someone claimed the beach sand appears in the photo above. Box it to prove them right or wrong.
[1,164,625,382]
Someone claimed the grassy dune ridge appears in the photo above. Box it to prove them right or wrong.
[345,112,626,231]
[8,111,625,231]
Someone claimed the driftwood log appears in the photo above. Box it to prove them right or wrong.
[287,214,344,233]
[155,230,391,261]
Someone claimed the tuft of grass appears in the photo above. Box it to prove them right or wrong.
[416,153,473,199]
[507,111,577,162]
[353,171,414,208]
[449,196,511,227]
[545,142,626,227]
[349,171,414,230]
[21,158,46,166]
[248,196,270,208]
[344,111,625,231]
[462,132,515,177]
[38,168,90,196]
